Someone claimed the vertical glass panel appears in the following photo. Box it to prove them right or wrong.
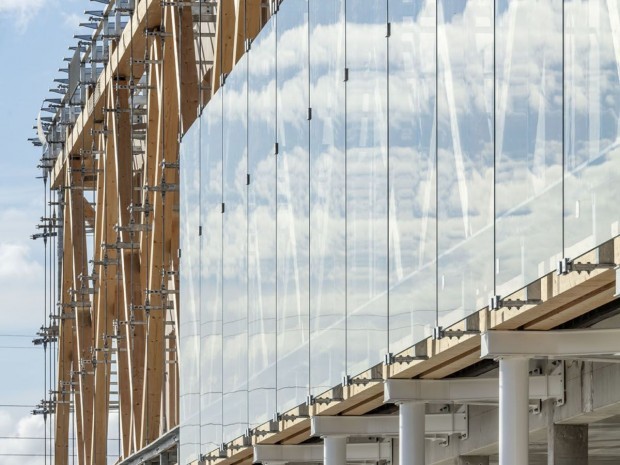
[437,0,494,327]
[309,0,346,395]
[180,119,201,465]
[276,0,310,413]
[201,92,223,451]
[388,0,437,354]
[495,0,563,298]
[222,56,248,443]
[565,0,620,259]
[346,0,388,376]
[248,19,277,428]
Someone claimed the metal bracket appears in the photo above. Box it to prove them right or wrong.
[128,201,153,214]
[491,295,543,311]
[31,232,58,240]
[161,160,180,169]
[69,287,96,296]
[114,223,152,233]
[90,257,120,267]
[306,394,343,406]
[433,327,480,340]
[145,288,179,296]
[504,298,543,310]
[427,434,450,447]
[275,411,310,422]
[102,241,139,250]
[558,258,616,275]
[143,182,178,192]
[130,302,174,312]
[385,352,428,365]
[343,374,383,387]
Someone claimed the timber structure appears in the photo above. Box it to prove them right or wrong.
[31,0,620,464]
[33,1,271,464]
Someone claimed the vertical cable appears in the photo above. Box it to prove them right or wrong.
[274,6,279,414]
[493,0,497,298]
[435,0,439,329]
[562,0,565,258]
[386,0,390,354]
[306,0,311,400]
[198,0,203,452]
[343,0,348,379]
[245,0,250,432]
[220,17,225,440]
[43,174,48,465]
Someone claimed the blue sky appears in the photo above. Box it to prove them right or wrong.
[0,1,86,463]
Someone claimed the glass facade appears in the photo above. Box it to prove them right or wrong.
[180,0,620,459]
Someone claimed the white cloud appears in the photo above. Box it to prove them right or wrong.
[0,243,42,279]
[0,0,46,30]
[62,12,81,30]
[0,410,46,465]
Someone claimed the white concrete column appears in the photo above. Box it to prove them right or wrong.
[323,436,346,465]
[499,357,529,465]
[399,401,425,465]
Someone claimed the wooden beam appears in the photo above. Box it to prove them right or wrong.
[233,0,246,64]
[140,6,181,443]
[54,191,76,465]
[211,0,237,97]
[172,4,200,135]
[67,165,95,465]
[246,0,263,41]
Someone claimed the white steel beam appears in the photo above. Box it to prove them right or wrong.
[384,371,563,404]
[481,329,620,358]
[253,443,392,463]
[310,413,467,437]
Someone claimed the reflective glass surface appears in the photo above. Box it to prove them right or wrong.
[177,1,620,459]
[276,0,310,413]
[247,18,277,428]
[437,0,494,326]
[388,0,437,354]
[495,0,563,297]
[346,0,388,377]
[201,91,223,451]
[179,121,201,465]
[309,0,346,395]
[564,0,620,259]
[222,56,248,443]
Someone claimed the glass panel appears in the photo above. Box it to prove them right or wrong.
[565,0,620,259]
[437,0,494,327]
[309,0,346,395]
[179,119,201,465]
[222,56,248,443]
[201,92,223,451]
[495,0,563,298]
[388,0,437,355]
[346,0,388,376]
[248,19,277,428]
[276,0,310,413]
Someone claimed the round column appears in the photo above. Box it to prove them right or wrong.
[399,401,425,465]
[323,435,346,465]
[499,357,529,465]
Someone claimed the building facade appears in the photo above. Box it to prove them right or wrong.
[180,0,620,463]
[32,0,620,463]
